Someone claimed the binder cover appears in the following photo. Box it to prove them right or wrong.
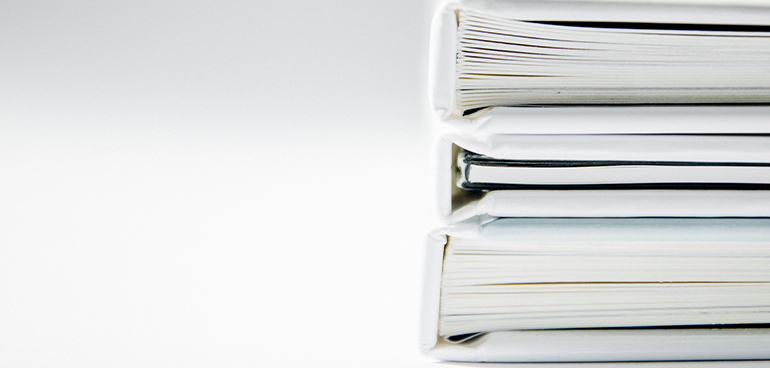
[420,218,770,362]
[436,134,770,223]
[429,0,770,133]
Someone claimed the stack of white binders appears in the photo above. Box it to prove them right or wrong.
[422,0,770,362]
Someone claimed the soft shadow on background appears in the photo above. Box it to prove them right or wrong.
[0,1,437,366]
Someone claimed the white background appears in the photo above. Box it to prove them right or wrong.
[2,1,770,367]
[0,1,435,366]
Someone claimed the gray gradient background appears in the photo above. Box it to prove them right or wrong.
[1,1,434,366]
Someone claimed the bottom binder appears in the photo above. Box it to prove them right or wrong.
[421,217,770,362]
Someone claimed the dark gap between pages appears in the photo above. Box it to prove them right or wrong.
[462,158,770,168]
[461,183,770,191]
[531,21,770,32]
[447,323,770,344]
[461,103,770,117]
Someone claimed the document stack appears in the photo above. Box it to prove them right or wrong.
[421,0,770,362]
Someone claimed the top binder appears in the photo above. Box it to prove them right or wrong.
[429,0,770,133]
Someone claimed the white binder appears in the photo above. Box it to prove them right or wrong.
[421,217,770,362]
[436,134,770,223]
[429,0,770,133]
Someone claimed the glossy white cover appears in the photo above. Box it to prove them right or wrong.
[443,106,770,134]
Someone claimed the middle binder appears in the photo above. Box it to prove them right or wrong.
[437,134,770,223]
